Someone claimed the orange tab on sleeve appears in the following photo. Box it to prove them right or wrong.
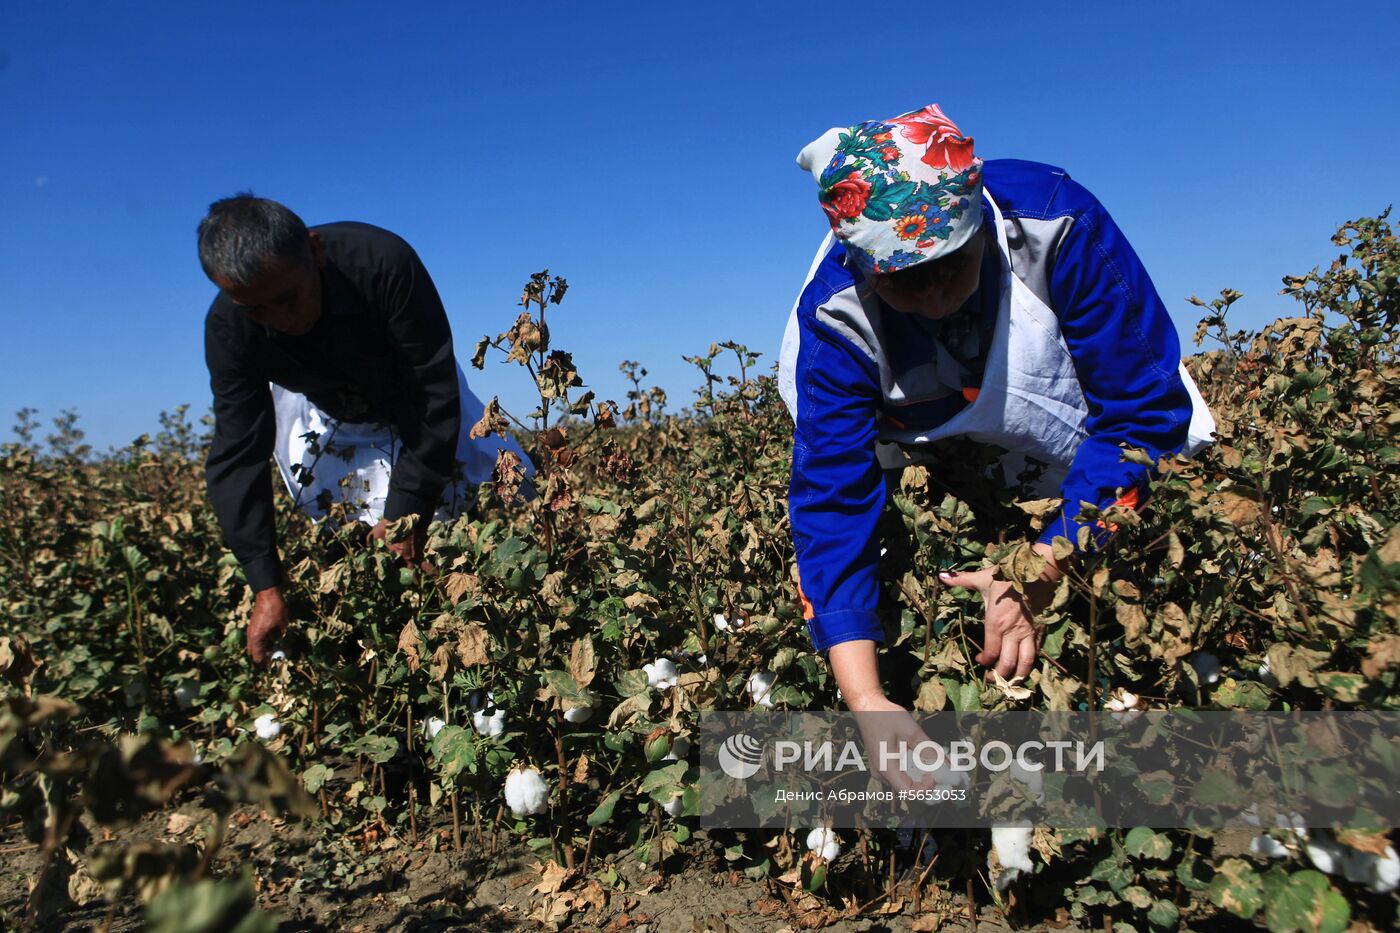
[961,387,980,403]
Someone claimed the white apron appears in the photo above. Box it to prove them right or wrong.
[780,193,1216,495]
[270,361,533,524]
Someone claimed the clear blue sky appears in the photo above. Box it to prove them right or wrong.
[3,1,1397,451]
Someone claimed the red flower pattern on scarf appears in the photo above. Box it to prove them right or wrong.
[890,104,976,173]
[821,175,871,224]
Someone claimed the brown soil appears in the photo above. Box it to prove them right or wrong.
[0,808,1075,933]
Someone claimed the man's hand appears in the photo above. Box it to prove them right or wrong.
[369,517,430,568]
[247,586,290,666]
[940,543,1063,683]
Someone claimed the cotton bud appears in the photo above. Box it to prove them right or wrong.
[422,716,446,741]
[563,704,593,724]
[253,713,281,740]
[748,671,776,708]
[473,708,506,737]
[990,825,1034,890]
[1189,652,1221,684]
[805,828,843,861]
[503,764,549,817]
[174,679,200,710]
[662,793,686,817]
[644,658,678,689]
[664,736,691,761]
[644,728,672,762]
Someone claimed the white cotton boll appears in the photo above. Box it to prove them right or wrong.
[662,794,685,817]
[806,828,842,861]
[253,714,281,740]
[1306,835,1345,876]
[422,716,446,740]
[1249,835,1290,859]
[503,764,549,817]
[663,736,691,761]
[990,825,1034,890]
[1189,652,1221,684]
[473,708,506,737]
[696,653,708,666]
[563,704,593,724]
[644,659,679,690]
[748,671,776,708]
[174,679,200,710]
[1364,846,1400,894]
[1258,657,1278,687]
[269,650,286,662]
[1106,690,1143,724]
[713,612,746,633]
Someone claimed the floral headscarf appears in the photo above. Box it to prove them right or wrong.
[797,104,984,275]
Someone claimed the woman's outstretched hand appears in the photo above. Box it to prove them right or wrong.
[939,542,1063,683]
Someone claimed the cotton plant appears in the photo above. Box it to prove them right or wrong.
[748,671,776,708]
[989,825,1034,890]
[253,713,281,741]
[471,690,507,736]
[473,707,506,737]
[644,658,678,690]
[422,716,446,741]
[806,827,843,862]
[1305,831,1400,894]
[1105,689,1142,723]
[503,763,549,817]
[712,612,747,633]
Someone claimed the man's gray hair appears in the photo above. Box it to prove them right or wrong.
[197,193,312,286]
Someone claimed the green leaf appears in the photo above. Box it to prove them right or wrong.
[431,725,476,781]
[1208,857,1264,919]
[345,734,399,764]
[1123,827,1173,861]
[542,669,584,704]
[615,669,650,698]
[302,764,334,795]
[1147,899,1180,929]
[144,871,276,933]
[639,761,688,797]
[587,789,622,827]
[1262,870,1349,933]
